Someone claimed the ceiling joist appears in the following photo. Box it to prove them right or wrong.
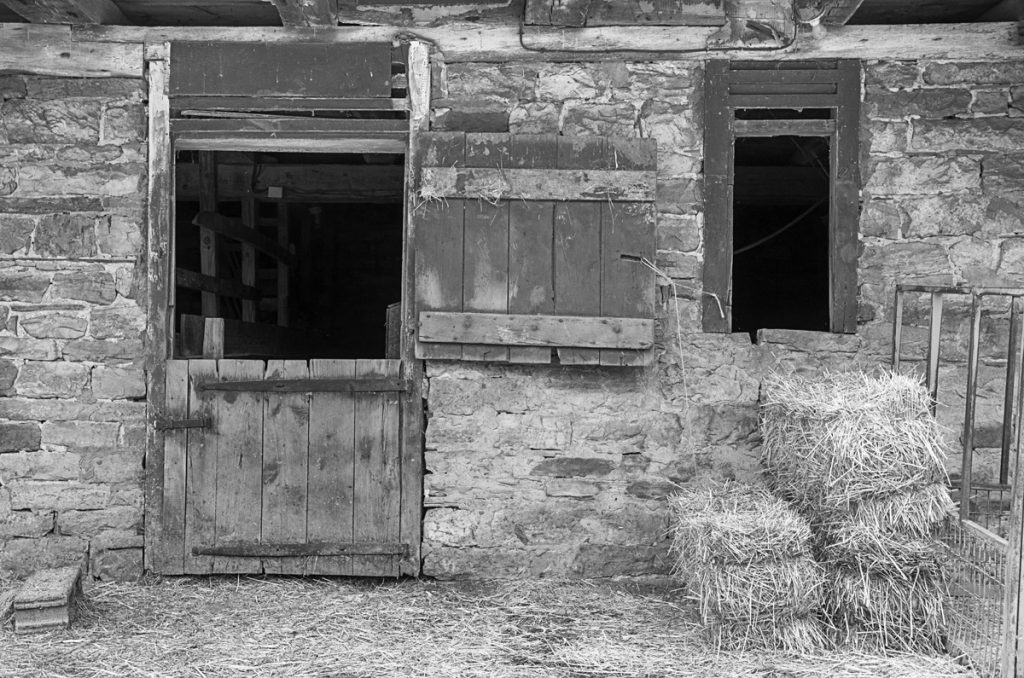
[266,0,337,27]
[1,0,127,24]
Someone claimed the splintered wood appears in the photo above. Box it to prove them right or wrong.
[12,566,82,634]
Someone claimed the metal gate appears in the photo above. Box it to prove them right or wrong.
[152,358,416,577]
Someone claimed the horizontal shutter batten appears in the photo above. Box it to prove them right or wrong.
[418,311,654,350]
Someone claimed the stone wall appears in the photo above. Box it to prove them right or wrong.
[0,75,147,581]
[421,56,1024,579]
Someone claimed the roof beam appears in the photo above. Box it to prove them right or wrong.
[265,0,337,27]
[1,0,127,24]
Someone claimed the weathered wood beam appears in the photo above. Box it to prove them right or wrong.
[62,21,1024,61]
[419,167,657,202]
[265,0,337,27]
[176,163,405,203]
[1,0,128,24]
[0,24,141,77]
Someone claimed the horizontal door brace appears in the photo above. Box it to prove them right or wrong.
[192,542,409,558]
[155,417,211,431]
[197,377,408,394]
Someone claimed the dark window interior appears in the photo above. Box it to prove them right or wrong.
[731,135,831,340]
[173,151,404,359]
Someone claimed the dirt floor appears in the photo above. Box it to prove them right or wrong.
[0,576,976,678]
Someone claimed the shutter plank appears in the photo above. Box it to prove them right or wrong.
[462,134,511,362]
[261,360,309,574]
[157,360,188,574]
[415,133,466,359]
[556,137,605,365]
[306,359,356,575]
[600,201,657,366]
[213,359,264,574]
[184,359,218,574]
[508,135,557,364]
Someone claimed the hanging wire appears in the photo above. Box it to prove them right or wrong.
[733,196,826,255]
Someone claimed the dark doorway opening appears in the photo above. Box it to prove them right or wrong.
[173,150,405,359]
[731,135,831,341]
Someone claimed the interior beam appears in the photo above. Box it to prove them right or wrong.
[1,0,127,24]
[265,0,337,27]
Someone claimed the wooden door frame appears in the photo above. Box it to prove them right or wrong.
[143,41,429,576]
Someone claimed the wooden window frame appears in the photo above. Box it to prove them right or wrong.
[702,59,861,334]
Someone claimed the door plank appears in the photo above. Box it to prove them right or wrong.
[157,359,189,574]
[307,359,356,575]
[600,201,656,366]
[261,359,310,574]
[556,137,604,365]
[212,359,265,574]
[184,359,218,574]
[352,359,401,576]
[508,135,556,364]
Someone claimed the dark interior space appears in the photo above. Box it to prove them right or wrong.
[173,151,405,359]
[731,134,831,340]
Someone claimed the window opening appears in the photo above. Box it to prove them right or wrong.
[731,135,831,340]
[172,150,405,359]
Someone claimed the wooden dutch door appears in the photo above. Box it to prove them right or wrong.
[145,41,428,576]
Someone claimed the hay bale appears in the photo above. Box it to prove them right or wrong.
[760,372,948,511]
[670,480,826,652]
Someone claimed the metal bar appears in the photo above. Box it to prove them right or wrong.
[892,287,904,371]
[197,377,408,394]
[192,542,409,557]
[976,288,1024,298]
[1002,299,1022,485]
[154,417,211,431]
[926,292,943,416]
[962,292,984,521]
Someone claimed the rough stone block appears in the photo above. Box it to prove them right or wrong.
[655,251,699,279]
[639,103,699,149]
[656,213,701,252]
[923,61,1024,86]
[972,90,1009,116]
[8,481,110,512]
[984,194,1024,236]
[530,457,615,478]
[902,194,984,237]
[949,236,1000,286]
[62,337,142,363]
[911,118,1024,153]
[0,510,54,539]
[41,421,119,449]
[19,311,89,339]
[14,164,144,198]
[0,214,35,254]
[544,479,601,498]
[0,75,27,100]
[444,63,538,102]
[91,365,145,399]
[657,148,701,176]
[3,99,101,144]
[57,506,141,535]
[570,543,669,577]
[0,269,50,302]
[0,336,59,360]
[89,547,142,582]
[0,450,79,481]
[535,65,601,101]
[864,60,920,89]
[655,176,702,214]
[561,102,637,137]
[866,122,910,154]
[79,449,142,483]
[33,214,98,257]
[0,397,144,423]
[0,166,16,196]
[0,422,41,453]
[866,88,970,119]
[16,361,89,399]
[88,304,145,339]
[0,359,16,395]
[860,200,905,238]
[51,270,116,304]
[96,214,142,258]
[25,77,142,100]
[508,102,561,134]
[100,103,144,145]
[982,154,1024,193]
[0,536,87,578]
[864,155,980,195]
[860,241,953,286]
[432,107,509,133]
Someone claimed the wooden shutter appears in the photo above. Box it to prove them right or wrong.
[414,133,657,366]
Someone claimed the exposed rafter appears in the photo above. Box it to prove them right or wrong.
[265,0,337,27]
[1,0,127,24]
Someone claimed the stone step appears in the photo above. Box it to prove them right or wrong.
[12,565,82,634]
